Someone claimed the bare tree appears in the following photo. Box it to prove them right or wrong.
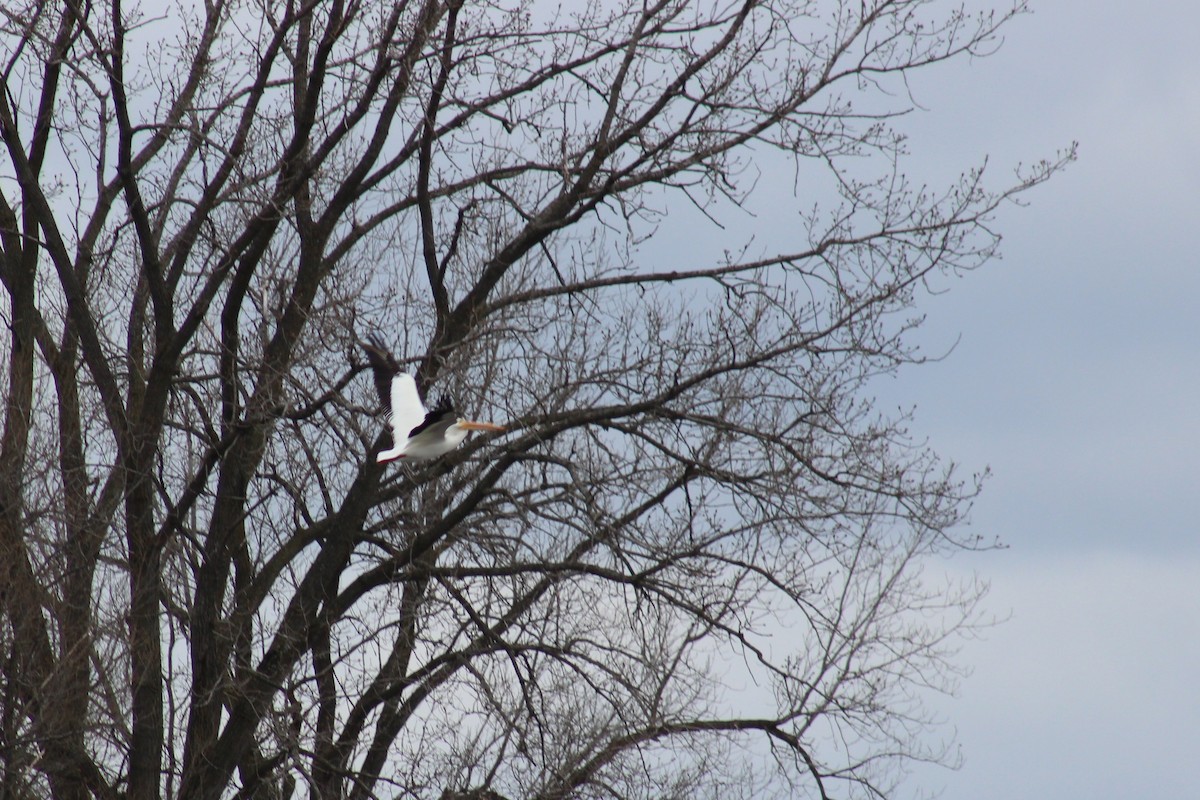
[0,1,1069,799]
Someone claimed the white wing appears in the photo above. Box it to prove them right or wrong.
[389,373,427,444]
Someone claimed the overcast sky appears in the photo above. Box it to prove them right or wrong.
[879,2,1200,798]
[629,2,1199,795]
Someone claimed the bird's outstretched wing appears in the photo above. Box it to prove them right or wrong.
[388,373,427,442]
[407,395,456,440]
[360,337,426,445]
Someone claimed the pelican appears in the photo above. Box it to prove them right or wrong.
[360,338,506,462]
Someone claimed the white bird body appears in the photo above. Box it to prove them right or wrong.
[362,339,505,463]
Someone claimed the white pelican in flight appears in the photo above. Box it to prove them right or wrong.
[361,337,506,462]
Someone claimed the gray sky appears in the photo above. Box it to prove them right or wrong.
[884,1,1200,797]
[632,3,1200,795]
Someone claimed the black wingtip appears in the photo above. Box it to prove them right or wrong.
[429,394,455,417]
[360,335,398,369]
[406,394,458,439]
[359,336,402,410]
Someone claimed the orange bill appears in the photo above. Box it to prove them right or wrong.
[457,420,506,432]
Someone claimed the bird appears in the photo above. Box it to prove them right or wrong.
[360,337,506,462]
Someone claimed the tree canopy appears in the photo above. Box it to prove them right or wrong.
[0,1,1069,798]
